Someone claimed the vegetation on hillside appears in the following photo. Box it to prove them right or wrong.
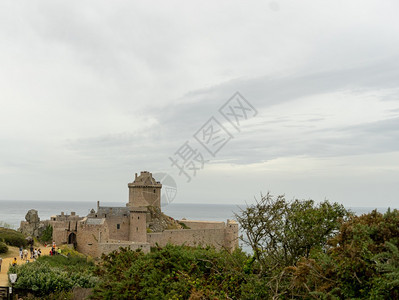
[0,227,27,248]
[8,251,98,298]
[91,245,256,299]
[6,194,399,299]
[38,224,53,243]
[0,241,8,254]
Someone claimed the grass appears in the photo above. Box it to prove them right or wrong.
[0,245,20,259]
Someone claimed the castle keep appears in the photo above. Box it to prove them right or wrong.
[19,171,238,257]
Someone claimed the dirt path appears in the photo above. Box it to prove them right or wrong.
[0,245,52,286]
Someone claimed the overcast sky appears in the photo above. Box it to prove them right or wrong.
[1,1,398,207]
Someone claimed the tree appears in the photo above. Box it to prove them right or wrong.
[235,193,349,273]
[287,208,399,299]
[91,245,262,299]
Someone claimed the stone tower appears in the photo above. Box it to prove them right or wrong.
[224,219,239,251]
[128,171,162,208]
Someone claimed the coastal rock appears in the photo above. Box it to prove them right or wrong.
[25,209,40,223]
[19,209,46,238]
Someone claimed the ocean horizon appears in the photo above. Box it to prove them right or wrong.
[0,199,396,230]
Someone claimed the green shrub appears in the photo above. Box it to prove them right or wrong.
[178,221,190,229]
[0,241,8,254]
[8,260,97,296]
[38,254,95,273]
[39,225,53,243]
[0,228,27,247]
[92,245,259,299]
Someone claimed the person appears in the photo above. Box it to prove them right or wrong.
[19,246,23,259]
[38,248,41,258]
[0,256,2,272]
[30,244,34,259]
[34,248,38,260]
[57,248,61,255]
[23,249,28,260]
[12,257,17,267]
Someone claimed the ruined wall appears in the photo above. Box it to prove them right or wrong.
[51,221,70,245]
[148,228,227,250]
[224,220,239,251]
[98,240,150,255]
[76,220,108,257]
[147,219,239,251]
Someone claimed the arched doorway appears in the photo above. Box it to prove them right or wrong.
[68,232,77,249]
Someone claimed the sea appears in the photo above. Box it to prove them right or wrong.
[0,200,395,252]
[0,201,243,230]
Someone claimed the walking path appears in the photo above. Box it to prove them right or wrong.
[0,245,51,286]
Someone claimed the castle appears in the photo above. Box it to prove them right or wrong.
[19,171,239,257]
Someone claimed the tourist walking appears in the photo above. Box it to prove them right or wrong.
[0,256,2,272]
[23,248,28,260]
[29,244,34,259]
[19,246,23,259]
[38,248,41,258]
[12,257,17,267]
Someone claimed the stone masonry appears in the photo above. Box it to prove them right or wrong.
[19,171,239,257]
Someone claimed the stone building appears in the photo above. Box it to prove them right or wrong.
[19,171,239,257]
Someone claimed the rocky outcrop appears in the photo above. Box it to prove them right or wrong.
[19,209,48,238]
[146,206,183,232]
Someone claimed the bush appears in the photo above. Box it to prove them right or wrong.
[39,225,53,243]
[287,208,399,299]
[8,257,97,297]
[0,228,27,247]
[0,241,8,254]
[91,245,261,299]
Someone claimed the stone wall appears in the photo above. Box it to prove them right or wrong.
[75,220,108,257]
[104,216,130,241]
[148,228,227,250]
[98,240,150,255]
[51,221,69,245]
[148,219,239,251]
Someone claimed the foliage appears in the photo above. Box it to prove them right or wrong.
[39,225,53,243]
[38,253,95,273]
[16,290,73,300]
[91,245,265,299]
[178,221,190,229]
[235,193,349,272]
[286,208,399,299]
[8,252,98,297]
[0,227,27,247]
[0,241,8,253]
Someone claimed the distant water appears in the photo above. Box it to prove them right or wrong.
[0,200,242,230]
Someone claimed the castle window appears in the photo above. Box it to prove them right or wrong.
[136,227,138,232]
[117,224,120,230]
[153,189,155,193]
[138,216,139,220]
